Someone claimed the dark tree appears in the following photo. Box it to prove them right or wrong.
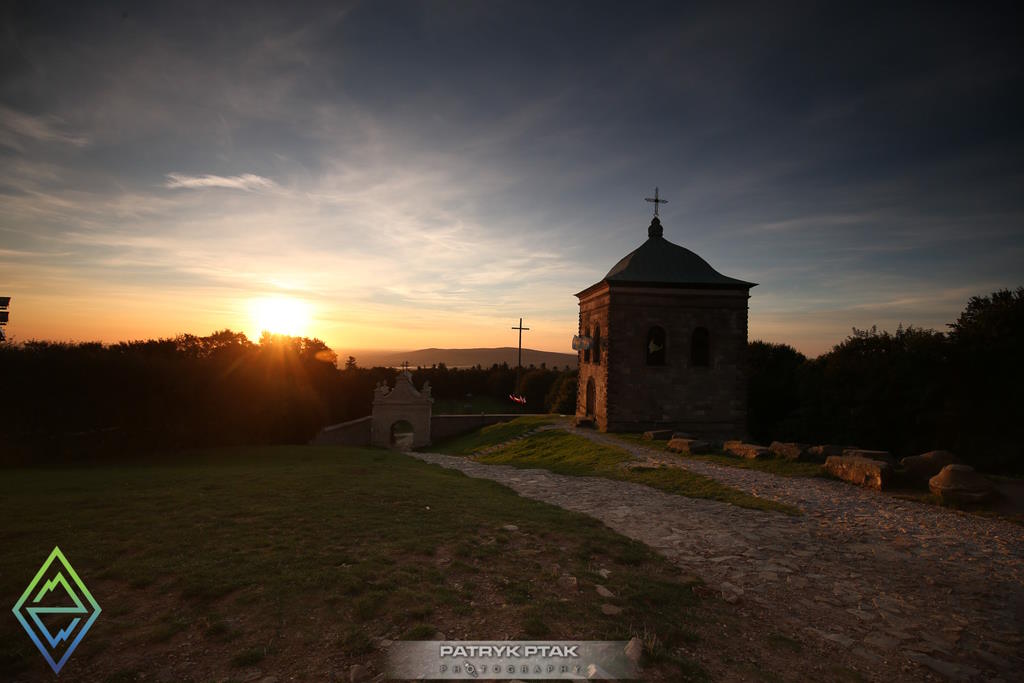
[946,288,1024,472]
[746,341,806,443]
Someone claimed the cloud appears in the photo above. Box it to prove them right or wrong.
[164,173,278,192]
[0,105,90,149]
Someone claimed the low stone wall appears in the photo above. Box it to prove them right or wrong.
[311,413,543,448]
[310,416,372,446]
[430,414,543,442]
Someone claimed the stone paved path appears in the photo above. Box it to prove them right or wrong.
[412,429,1024,682]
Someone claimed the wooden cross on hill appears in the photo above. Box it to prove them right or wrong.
[645,186,668,217]
[511,317,530,396]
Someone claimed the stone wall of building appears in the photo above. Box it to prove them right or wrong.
[609,286,749,436]
[576,286,611,429]
[577,284,749,437]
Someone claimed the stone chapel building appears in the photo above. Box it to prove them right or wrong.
[574,214,755,436]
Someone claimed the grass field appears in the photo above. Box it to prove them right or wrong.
[430,414,565,455]
[0,445,736,681]
[436,424,798,515]
[613,434,828,478]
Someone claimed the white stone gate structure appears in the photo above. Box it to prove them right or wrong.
[371,371,433,448]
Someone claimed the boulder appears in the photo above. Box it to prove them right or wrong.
[929,464,996,503]
[719,581,744,603]
[698,439,723,453]
[557,574,579,592]
[806,444,846,462]
[769,441,811,461]
[825,455,893,490]
[901,450,959,484]
[843,448,895,465]
[666,437,691,453]
[667,437,714,454]
[642,429,674,441]
[724,440,770,459]
[623,637,644,666]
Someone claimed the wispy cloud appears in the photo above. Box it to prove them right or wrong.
[0,105,90,149]
[164,173,278,192]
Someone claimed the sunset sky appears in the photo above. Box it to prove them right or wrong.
[2,2,1021,357]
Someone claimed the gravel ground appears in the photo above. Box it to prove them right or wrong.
[411,428,1024,682]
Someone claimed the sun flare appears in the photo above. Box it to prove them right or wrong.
[248,296,312,339]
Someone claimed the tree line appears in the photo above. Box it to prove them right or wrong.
[0,330,577,463]
[1,288,1020,473]
[747,288,1024,474]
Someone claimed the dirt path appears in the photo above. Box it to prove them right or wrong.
[412,431,1024,682]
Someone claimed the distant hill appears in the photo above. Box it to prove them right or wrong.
[340,347,577,370]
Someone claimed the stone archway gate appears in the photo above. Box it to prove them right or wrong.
[370,371,433,448]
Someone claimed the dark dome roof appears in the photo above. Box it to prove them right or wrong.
[602,217,755,289]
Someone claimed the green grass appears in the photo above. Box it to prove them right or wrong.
[0,444,721,680]
[431,414,566,455]
[615,434,827,478]
[475,430,800,515]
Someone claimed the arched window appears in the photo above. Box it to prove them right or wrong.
[583,326,591,363]
[691,327,710,367]
[585,377,596,416]
[593,324,602,365]
[646,326,666,366]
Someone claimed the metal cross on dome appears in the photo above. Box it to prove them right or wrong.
[645,186,668,217]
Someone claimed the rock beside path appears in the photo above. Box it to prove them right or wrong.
[624,637,644,666]
[806,444,847,461]
[902,450,959,484]
[667,437,715,454]
[825,455,893,490]
[843,448,895,465]
[557,574,579,592]
[929,464,996,503]
[724,441,771,459]
[642,429,674,440]
[769,441,811,460]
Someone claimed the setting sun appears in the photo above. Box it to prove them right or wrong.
[248,296,312,339]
